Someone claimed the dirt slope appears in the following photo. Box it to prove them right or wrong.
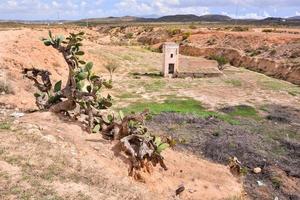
[0,109,243,200]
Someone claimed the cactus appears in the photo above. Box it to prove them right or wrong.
[23,31,173,181]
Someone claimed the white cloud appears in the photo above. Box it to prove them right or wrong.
[116,0,209,16]
[296,11,300,15]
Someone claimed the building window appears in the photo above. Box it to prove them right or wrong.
[170,54,173,58]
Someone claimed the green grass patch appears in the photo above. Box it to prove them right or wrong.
[224,105,261,120]
[225,79,242,87]
[122,98,239,125]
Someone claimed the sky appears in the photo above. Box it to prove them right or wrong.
[0,0,300,20]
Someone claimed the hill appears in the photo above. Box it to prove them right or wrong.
[198,14,232,21]
[155,14,232,22]
[288,16,300,20]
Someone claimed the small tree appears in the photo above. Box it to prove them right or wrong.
[208,55,229,70]
[104,61,119,80]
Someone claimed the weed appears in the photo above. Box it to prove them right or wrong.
[182,32,191,41]
[189,24,197,29]
[227,105,260,120]
[0,122,11,130]
[225,79,242,87]
[116,92,140,99]
[0,79,14,94]
[271,176,282,189]
[144,80,166,92]
[208,55,228,69]
[231,26,249,32]
[125,32,133,39]
[167,28,182,36]
[262,29,273,33]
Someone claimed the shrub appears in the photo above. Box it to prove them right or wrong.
[182,32,191,41]
[262,29,273,33]
[231,26,249,32]
[189,23,197,29]
[208,55,228,70]
[167,28,182,36]
[0,79,14,94]
[125,32,133,39]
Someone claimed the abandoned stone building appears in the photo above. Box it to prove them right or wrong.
[162,42,179,77]
[162,42,222,78]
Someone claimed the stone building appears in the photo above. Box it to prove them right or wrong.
[162,42,179,77]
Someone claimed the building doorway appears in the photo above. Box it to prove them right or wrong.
[168,63,175,74]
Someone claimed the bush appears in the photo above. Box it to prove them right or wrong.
[182,32,191,41]
[125,32,133,39]
[231,26,249,32]
[189,23,197,29]
[208,55,228,70]
[0,79,14,94]
[167,28,182,36]
[262,29,273,33]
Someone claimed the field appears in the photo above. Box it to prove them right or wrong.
[0,23,299,200]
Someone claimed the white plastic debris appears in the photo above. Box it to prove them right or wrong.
[257,180,265,186]
[10,112,25,118]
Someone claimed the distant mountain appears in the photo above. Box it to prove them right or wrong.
[156,14,200,22]
[198,14,232,21]
[288,16,300,20]
[261,17,286,22]
[80,16,140,22]
[154,14,232,22]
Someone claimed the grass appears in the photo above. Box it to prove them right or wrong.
[225,79,242,87]
[226,105,260,120]
[115,92,141,99]
[0,122,11,130]
[144,80,166,92]
[122,98,240,124]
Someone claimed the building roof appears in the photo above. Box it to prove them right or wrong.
[163,42,179,47]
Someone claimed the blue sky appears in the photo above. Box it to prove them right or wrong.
[0,0,300,20]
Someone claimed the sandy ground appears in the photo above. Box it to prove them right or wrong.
[0,109,243,200]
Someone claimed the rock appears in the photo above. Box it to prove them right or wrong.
[42,135,57,144]
[253,167,262,174]
[257,180,265,186]
[10,112,25,118]
[175,184,185,196]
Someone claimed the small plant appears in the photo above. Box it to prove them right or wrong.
[125,32,133,39]
[189,23,197,29]
[231,26,249,32]
[182,32,191,41]
[269,49,277,56]
[207,38,216,46]
[271,176,282,189]
[208,55,228,70]
[167,28,182,37]
[0,79,14,94]
[262,29,273,33]
[104,61,119,80]
[0,122,11,130]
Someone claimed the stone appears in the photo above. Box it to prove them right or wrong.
[253,167,262,174]
[10,112,25,118]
